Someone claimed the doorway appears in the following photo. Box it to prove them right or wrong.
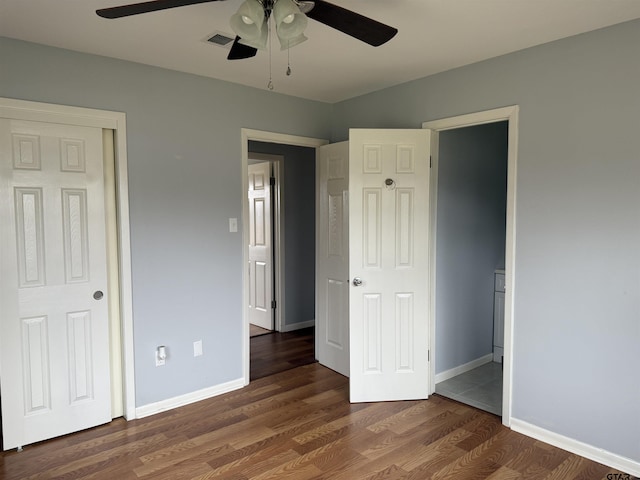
[241,122,515,411]
[242,131,327,383]
[432,121,508,416]
[424,106,518,425]
[247,154,281,334]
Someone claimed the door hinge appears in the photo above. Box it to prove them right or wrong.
[270,176,276,186]
[428,349,430,362]
[429,155,432,168]
[271,300,276,309]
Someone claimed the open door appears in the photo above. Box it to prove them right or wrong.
[348,129,431,402]
[248,161,273,331]
[316,141,350,376]
[316,130,432,399]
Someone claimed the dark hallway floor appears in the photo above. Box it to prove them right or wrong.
[250,327,315,380]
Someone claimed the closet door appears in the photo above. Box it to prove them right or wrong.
[0,119,111,450]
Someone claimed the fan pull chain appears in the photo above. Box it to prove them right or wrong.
[267,19,274,90]
[286,41,292,76]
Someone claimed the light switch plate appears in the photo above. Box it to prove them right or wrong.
[229,217,238,232]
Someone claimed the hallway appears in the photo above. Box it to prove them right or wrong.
[250,327,315,380]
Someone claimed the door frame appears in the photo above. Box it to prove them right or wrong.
[422,105,519,426]
[241,129,328,384]
[0,97,136,420]
[247,153,282,332]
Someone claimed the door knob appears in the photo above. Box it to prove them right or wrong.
[352,277,363,287]
[93,290,104,300]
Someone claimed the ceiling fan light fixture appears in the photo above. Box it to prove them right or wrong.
[238,24,269,50]
[230,0,266,41]
[295,1,315,14]
[277,32,307,50]
[273,0,307,41]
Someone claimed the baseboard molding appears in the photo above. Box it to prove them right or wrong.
[280,319,315,332]
[135,378,245,419]
[510,418,640,477]
[435,353,493,384]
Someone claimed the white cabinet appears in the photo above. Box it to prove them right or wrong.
[493,270,505,363]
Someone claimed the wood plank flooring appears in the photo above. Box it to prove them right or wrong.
[250,327,315,380]
[0,362,629,480]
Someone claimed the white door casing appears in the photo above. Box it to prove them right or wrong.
[0,119,112,449]
[349,129,431,403]
[248,161,273,330]
[423,105,518,424]
[241,129,327,384]
[316,141,350,377]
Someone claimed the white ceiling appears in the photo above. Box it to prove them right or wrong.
[2,0,640,103]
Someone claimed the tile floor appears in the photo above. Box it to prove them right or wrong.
[435,361,503,416]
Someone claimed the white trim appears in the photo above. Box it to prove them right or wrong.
[422,106,517,132]
[103,129,124,419]
[135,378,245,419]
[423,105,519,427]
[0,97,136,421]
[273,159,284,332]
[241,129,328,385]
[510,419,640,477]
[0,98,121,129]
[434,353,493,384]
[280,319,315,332]
[314,147,320,362]
[427,130,439,399]
[113,113,136,421]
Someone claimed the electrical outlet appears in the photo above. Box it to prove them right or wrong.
[194,340,203,357]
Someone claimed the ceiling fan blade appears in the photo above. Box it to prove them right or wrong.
[96,0,218,19]
[306,0,397,47]
[227,36,258,60]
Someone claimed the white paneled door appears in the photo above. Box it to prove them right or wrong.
[248,161,273,330]
[0,119,112,450]
[348,129,431,402]
[316,142,350,377]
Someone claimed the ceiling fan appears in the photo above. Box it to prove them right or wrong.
[96,0,398,61]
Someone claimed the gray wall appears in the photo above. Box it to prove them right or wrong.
[2,16,639,465]
[332,19,640,463]
[249,141,316,330]
[0,37,331,407]
[436,122,508,374]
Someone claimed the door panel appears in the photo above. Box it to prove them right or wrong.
[316,142,349,376]
[248,161,273,330]
[0,119,111,450]
[349,129,431,402]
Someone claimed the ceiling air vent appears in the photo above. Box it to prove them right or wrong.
[204,31,235,50]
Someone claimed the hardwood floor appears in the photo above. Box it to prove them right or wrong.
[0,362,628,480]
[250,327,315,380]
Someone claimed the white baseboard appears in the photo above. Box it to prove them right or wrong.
[135,377,245,419]
[510,418,640,477]
[435,353,493,384]
[280,319,315,332]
